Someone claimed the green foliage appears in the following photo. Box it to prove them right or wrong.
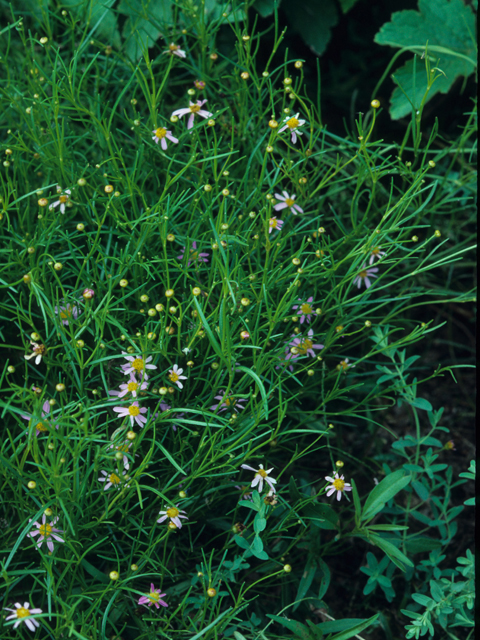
[374,0,477,119]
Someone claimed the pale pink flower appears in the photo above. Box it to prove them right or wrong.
[21,400,57,436]
[152,126,179,150]
[177,241,209,266]
[168,364,187,389]
[157,505,188,528]
[353,266,379,289]
[284,329,324,370]
[211,390,246,413]
[273,191,303,215]
[121,353,157,379]
[163,43,186,58]
[109,374,148,399]
[54,303,80,326]
[98,469,127,491]
[113,401,148,427]
[49,189,71,214]
[172,100,213,130]
[241,463,277,493]
[82,288,95,300]
[24,341,46,365]
[278,112,306,144]
[4,601,42,632]
[368,247,386,265]
[27,514,64,552]
[268,217,284,233]
[325,473,352,501]
[138,584,168,609]
[291,296,315,324]
[336,358,353,372]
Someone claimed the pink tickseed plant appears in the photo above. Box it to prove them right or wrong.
[21,400,57,436]
[268,217,284,233]
[273,191,304,215]
[163,42,186,58]
[211,390,246,413]
[369,246,386,265]
[194,79,206,90]
[121,353,157,379]
[157,505,188,528]
[177,241,209,266]
[27,514,64,552]
[291,296,316,324]
[168,364,187,389]
[325,473,352,501]
[138,584,168,609]
[353,265,379,289]
[54,303,80,326]
[98,469,127,491]
[4,601,43,632]
[113,401,148,428]
[24,341,46,365]
[172,100,213,130]
[49,188,71,214]
[109,374,148,399]
[241,464,277,493]
[336,358,353,372]
[285,329,324,370]
[278,112,306,144]
[152,126,179,150]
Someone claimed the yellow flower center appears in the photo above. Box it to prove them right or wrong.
[155,127,167,138]
[224,397,236,407]
[333,478,345,491]
[36,421,48,432]
[258,469,268,478]
[166,507,179,518]
[59,195,68,203]
[60,308,72,319]
[189,104,201,113]
[269,218,278,228]
[300,303,312,314]
[169,371,179,383]
[359,270,367,278]
[118,444,129,453]
[189,249,198,259]
[128,405,140,416]
[339,360,349,370]
[297,338,313,355]
[371,247,380,255]
[109,473,121,484]
[149,591,160,602]
[127,381,139,392]
[16,607,30,619]
[131,358,144,371]
[39,523,52,536]
[34,344,46,354]
[285,198,295,207]
[169,43,179,51]
[287,117,299,129]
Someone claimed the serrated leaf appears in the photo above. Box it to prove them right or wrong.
[374,0,476,119]
[282,0,339,57]
[362,469,412,521]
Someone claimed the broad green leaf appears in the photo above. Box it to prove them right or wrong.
[234,534,250,550]
[253,0,281,17]
[338,0,361,12]
[254,514,267,533]
[293,555,317,611]
[317,557,331,600]
[266,615,313,640]
[368,533,413,571]
[374,0,476,119]
[362,469,411,521]
[282,0,339,57]
[404,535,442,554]
[319,613,379,639]
[62,0,120,47]
[410,397,433,411]
[119,0,173,61]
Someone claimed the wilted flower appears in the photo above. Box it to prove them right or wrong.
[24,341,46,365]
[4,601,43,632]
[121,353,157,379]
[138,584,168,609]
[278,112,306,144]
[157,505,188,528]
[27,514,64,552]
[273,191,303,215]
[98,469,128,491]
[177,241,209,266]
[291,296,315,324]
[168,364,187,389]
[109,374,148,399]
[49,188,71,214]
[211,390,246,413]
[241,463,277,493]
[268,217,284,233]
[353,266,379,289]
[54,303,80,326]
[113,401,148,428]
[163,43,186,58]
[325,473,352,501]
[152,127,179,150]
[172,100,213,129]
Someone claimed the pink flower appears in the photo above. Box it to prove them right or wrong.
[121,353,157,379]
[109,374,148,399]
[27,514,64,552]
[82,288,95,300]
[353,266,379,289]
[157,505,188,528]
[284,329,324,370]
[368,247,386,265]
[268,217,284,233]
[194,79,206,90]
[211,390,246,413]
[172,100,213,130]
[98,469,127,491]
[152,126,179,150]
[138,584,168,609]
[54,303,80,326]
[168,364,187,389]
[273,191,303,215]
[325,473,352,501]
[241,464,277,493]
[24,342,46,365]
[113,401,148,427]
[4,601,42,632]
[163,43,186,58]
[291,296,315,324]
[21,400,57,436]
[278,112,306,144]
[177,241,209,266]
[49,189,71,214]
